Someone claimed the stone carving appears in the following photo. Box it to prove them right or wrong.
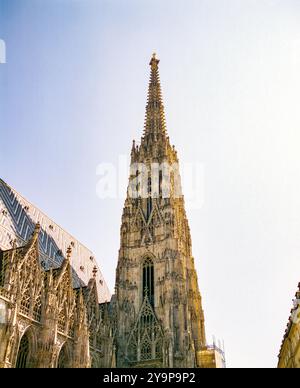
[115,54,207,368]
[0,225,114,368]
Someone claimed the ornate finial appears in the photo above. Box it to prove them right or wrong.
[30,222,41,243]
[131,139,136,152]
[66,245,72,260]
[149,52,159,68]
[34,222,41,235]
[92,265,98,278]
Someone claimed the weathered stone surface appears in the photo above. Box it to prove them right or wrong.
[115,54,207,368]
[0,226,114,368]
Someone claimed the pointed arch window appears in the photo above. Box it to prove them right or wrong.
[141,341,152,361]
[127,296,163,364]
[159,170,162,197]
[57,343,69,368]
[143,258,154,306]
[16,332,30,368]
[148,176,152,195]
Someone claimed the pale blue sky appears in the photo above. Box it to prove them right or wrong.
[1,0,300,368]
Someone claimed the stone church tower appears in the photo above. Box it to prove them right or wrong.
[115,54,208,368]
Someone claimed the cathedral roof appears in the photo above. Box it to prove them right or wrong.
[0,178,111,303]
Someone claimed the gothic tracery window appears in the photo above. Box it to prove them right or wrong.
[57,343,68,368]
[159,170,162,197]
[16,332,30,368]
[141,340,151,361]
[127,296,163,364]
[143,257,154,306]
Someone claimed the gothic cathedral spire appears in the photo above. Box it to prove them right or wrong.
[115,54,207,368]
[143,53,167,140]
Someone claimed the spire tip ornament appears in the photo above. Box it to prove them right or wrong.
[143,52,167,140]
[92,265,98,278]
[149,52,159,68]
[66,245,72,260]
[34,222,41,235]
